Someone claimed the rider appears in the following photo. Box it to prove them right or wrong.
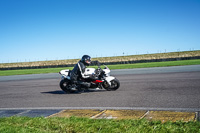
[70,55,92,90]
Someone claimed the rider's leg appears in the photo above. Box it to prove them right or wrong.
[77,81,91,88]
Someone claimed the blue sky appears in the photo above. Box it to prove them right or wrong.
[0,0,200,63]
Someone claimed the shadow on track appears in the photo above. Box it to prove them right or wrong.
[41,89,106,95]
[41,90,66,94]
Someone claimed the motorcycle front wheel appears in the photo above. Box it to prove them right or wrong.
[102,78,120,91]
[59,79,74,93]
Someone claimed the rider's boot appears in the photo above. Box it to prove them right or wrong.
[70,84,77,91]
[79,82,91,88]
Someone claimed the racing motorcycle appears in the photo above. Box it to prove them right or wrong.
[59,61,120,93]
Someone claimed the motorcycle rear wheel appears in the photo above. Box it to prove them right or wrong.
[59,79,75,93]
[103,78,120,91]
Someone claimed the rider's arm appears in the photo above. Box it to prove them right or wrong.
[78,62,90,78]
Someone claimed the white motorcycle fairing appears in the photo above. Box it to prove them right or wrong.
[59,67,114,81]
[85,68,95,75]
[104,76,115,85]
[59,69,70,80]
[85,67,115,86]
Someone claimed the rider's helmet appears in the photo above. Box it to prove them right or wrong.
[81,55,91,66]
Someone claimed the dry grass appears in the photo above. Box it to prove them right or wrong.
[1,50,200,69]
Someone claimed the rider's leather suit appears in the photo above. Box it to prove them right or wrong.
[70,60,90,88]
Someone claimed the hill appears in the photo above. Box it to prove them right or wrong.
[1,50,200,70]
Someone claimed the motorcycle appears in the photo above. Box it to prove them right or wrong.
[59,61,120,93]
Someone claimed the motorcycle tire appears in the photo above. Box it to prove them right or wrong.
[103,78,120,91]
[59,79,75,93]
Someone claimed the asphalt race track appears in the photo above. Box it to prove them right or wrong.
[0,65,200,117]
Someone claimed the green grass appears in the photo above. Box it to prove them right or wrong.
[107,59,200,70]
[0,59,200,76]
[0,67,72,76]
[0,116,200,133]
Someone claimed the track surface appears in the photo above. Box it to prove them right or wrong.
[0,65,200,117]
[0,65,200,108]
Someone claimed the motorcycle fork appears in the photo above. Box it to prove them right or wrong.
[98,83,103,89]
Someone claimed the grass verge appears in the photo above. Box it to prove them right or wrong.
[0,116,200,133]
[0,59,200,76]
